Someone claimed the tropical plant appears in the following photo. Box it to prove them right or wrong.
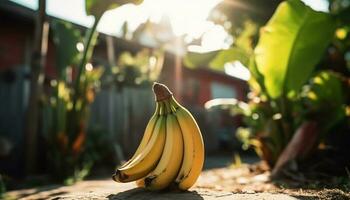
[185,0,350,173]
[43,20,103,183]
[41,0,144,183]
[111,49,164,87]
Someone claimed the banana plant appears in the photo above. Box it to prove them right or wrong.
[43,0,144,183]
[113,49,165,87]
[46,20,98,183]
[187,0,349,169]
[71,0,145,132]
[300,71,346,135]
[254,0,336,99]
[272,71,347,175]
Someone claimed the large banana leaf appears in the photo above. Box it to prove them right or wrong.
[184,47,250,71]
[85,0,143,18]
[254,0,336,98]
[183,20,255,75]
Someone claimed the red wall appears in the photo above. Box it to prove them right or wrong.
[0,15,248,108]
[159,57,248,107]
[0,23,27,70]
[0,19,57,80]
[183,67,247,105]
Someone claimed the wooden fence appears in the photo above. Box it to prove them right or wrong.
[89,85,156,161]
[0,66,28,176]
[0,73,234,175]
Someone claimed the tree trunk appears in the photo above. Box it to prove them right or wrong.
[24,0,49,174]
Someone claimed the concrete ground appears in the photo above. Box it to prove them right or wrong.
[5,155,349,199]
[5,178,298,200]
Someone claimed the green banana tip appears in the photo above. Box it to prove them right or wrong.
[152,82,173,102]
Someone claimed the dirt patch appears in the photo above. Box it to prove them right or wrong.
[197,162,350,200]
[4,162,350,200]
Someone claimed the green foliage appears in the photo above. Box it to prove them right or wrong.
[329,0,350,24]
[184,20,257,74]
[242,1,348,167]
[43,0,148,182]
[43,19,104,183]
[234,20,258,54]
[209,0,281,31]
[184,47,250,71]
[196,0,350,168]
[85,0,143,18]
[255,0,336,99]
[301,71,346,133]
[112,49,164,86]
[184,51,219,69]
[303,71,344,111]
[52,20,82,74]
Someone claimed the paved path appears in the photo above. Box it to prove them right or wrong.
[6,155,348,199]
[6,178,298,200]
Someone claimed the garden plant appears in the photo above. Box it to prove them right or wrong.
[186,0,350,175]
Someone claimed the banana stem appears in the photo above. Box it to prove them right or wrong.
[164,101,172,114]
[159,102,165,115]
[73,20,99,113]
[169,102,177,113]
[153,82,172,102]
[155,102,160,115]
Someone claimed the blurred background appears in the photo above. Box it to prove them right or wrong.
[0,0,349,193]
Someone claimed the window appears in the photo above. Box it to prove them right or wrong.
[210,82,236,99]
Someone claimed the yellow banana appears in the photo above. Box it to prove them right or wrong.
[113,82,205,191]
[171,97,205,190]
[118,102,160,170]
[113,114,166,182]
[142,108,184,190]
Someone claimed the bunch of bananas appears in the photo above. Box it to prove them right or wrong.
[112,83,204,191]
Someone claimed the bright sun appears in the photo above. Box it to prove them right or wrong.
[99,0,227,49]
[138,0,222,36]
[12,0,228,52]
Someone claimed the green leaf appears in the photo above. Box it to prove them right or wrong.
[210,48,250,70]
[301,71,346,136]
[52,21,82,76]
[85,0,143,18]
[330,0,350,24]
[254,0,336,98]
[308,71,344,105]
[184,47,250,71]
[184,50,221,69]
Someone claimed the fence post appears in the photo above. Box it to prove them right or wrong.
[24,0,49,174]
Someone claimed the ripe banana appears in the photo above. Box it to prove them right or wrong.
[142,110,184,190]
[113,115,166,182]
[171,97,205,190]
[112,82,205,191]
[118,103,160,170]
